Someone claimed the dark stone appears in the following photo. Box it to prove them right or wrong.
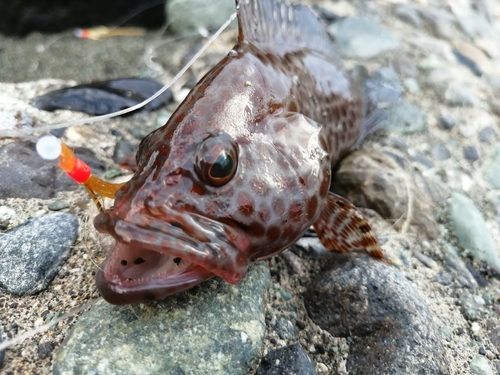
[429,143,451,161]
[304,254,449,375]
[273,317,297,341]
[479,127,496,142]
[438,114,456,129]
[113,137,137,170]
[290,237,329,259]
[0,141,105,199]
[453,50,483,77]
[434,270,453,286]
[464,146,480,161]
[0,332,4,368]
[311,5,339,23]
[0,0,165,36]
[256,344,316,375]
[478,347,486,355]
[296,320,306,330]
[0,213,78,295]
[486,319,500,352]
[38,342,54,359]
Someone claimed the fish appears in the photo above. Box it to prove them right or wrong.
[93,0,384,304]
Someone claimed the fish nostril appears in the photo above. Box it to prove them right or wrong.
[134,257,145,265]
[173,257,181,265]
[121,260,128,266]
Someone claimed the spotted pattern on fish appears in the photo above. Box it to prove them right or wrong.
[93,0,384,304]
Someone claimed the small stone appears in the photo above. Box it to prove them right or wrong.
[472,322,481,333]
[408,149,434,168]
[483,143,500,189]
[291,237,329,259]
[403,78,420,94]
[328,18,400,60]
[442,244,478,289]
[444,81,477,107]
[486,319,500,352]
[459,292,485,321]
[438,326,453,341]
[438,114,456,129]
[47,200,70,211]
[273,317,297,341]
[113,137,136,168]
[316,363,329,373]
[384,103,426,134]
[296,320,306,330]
[495,363,500,374]
[38,342,54,359]
[0,206,16,227]
[470,355,495,375]
[479,127,495,142]
[166,0,236,36]
[419,8,459,40]
[278,290,292,301]
[434,270,453,286]
[0,213,78,295]
[0,333,4,368]
[479,347,486,356]
[394,4,421,28]
[364,67,403,109]
[464,146,480,161]
[448,192,500,273]
[429,143,451,161]
[256,344,316,375]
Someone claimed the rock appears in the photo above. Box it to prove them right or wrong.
[438,113,457,130]
[0,332,4,368]
[486,319,500,352]
[442,244,478,289]
[403,78,420,94]
[429,143,451,161]
[483,143,500,189]
[470,355,495,375]
[408,148,434,168]
[0,206,17,227]
[256,344,316,375]
[291,237,329,259]
[444,81,478,107]
[479,127,496,142]
[0,213,78,295]
[47,201,70,211]
[459,292,486,321]
[363,67,403,110]
[38,342,55,359]
[464,146,480,161]
[384,103,426,134]
[0,141,105,199]
[53,263,270,375]
[0,0,165,36]
[113,137,137,170]
[448,192,500,273]
[166,0,236,36]
[419,7,459,40]
[328,18,400,60]
[434,270,453,285]
[273,317,297,341]
[304,254,449,375]
[332,149,440,240]
[393,4,421,28]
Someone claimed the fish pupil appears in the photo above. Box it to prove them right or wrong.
[210,152,234,178]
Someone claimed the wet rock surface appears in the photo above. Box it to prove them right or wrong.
[256,344,316,375]
[304,254,450,375]
[53,263,270,375]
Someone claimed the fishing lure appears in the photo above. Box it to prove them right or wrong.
[39,0,384,305]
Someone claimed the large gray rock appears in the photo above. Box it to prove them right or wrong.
[304,254,449,375]
[448,192,500,274]
[53,263,270,375]
[0,213,78,295]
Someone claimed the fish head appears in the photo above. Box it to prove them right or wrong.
[93,55,331,304]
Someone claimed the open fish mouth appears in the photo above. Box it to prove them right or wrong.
[93,209,250,304]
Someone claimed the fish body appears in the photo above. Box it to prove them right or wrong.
[94,0,382,304]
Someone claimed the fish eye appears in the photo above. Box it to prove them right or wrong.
[195,133,238,187]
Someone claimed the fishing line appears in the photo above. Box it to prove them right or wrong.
[0,11,237,138]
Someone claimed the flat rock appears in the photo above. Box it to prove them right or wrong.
[470,355,495,375]
[448,192,500,273]
[256,344,316,375]
[384,103,426,134]
[482,143,500,189]
[0,141,105,199]
[53,262,270,375]
[0,213,78,295]
[328,18,400,60]
[304,254,449,375]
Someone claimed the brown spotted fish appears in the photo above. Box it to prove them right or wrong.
[94,0,384,304]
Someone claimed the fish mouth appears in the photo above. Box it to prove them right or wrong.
[94,208,250,305]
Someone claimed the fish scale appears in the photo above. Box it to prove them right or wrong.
[87,0,385,304]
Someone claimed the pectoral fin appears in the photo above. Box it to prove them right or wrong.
[313,192,385,260]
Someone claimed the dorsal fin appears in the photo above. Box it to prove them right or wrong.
[236,0,336,56]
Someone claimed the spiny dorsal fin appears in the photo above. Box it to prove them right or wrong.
[236,0,336,56]
[313,192,385,261]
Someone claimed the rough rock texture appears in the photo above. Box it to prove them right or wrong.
[53,263,270,375]
[0,213,78,295]
[256,344,316,375]
[305,254,450,375]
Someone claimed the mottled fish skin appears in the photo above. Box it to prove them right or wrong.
[93,0,380,304]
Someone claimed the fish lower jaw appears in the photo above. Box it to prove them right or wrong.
[96,244,214,304]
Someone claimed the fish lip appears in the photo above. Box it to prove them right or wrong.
[93,209,249,304]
